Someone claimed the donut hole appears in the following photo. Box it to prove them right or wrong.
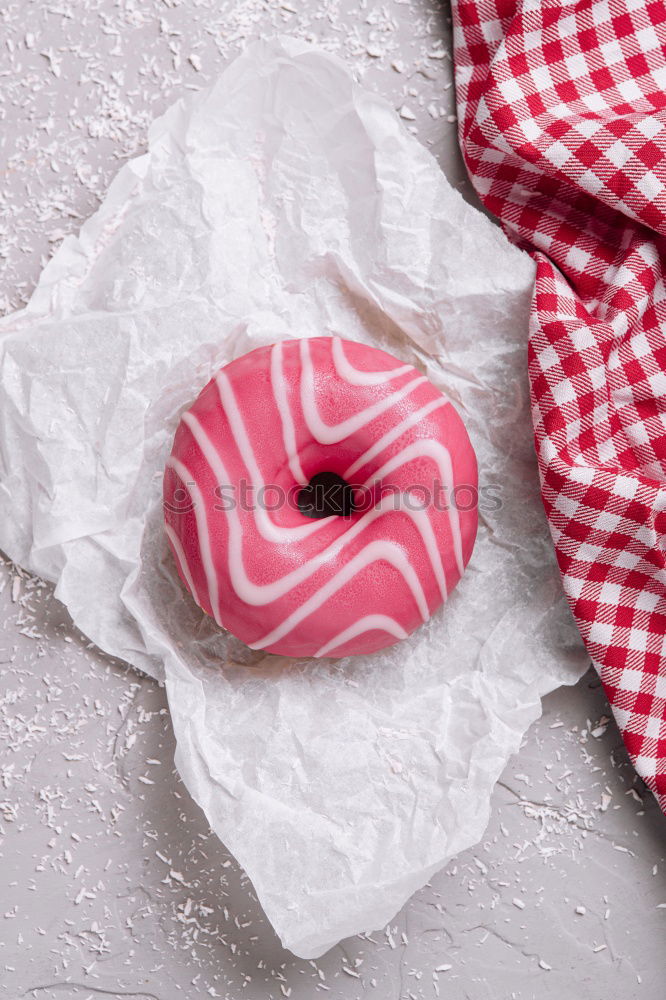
[297,471,357,520]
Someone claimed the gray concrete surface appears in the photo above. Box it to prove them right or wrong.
[0,1,664,998]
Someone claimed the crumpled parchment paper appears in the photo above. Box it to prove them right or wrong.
[0,37,589,957]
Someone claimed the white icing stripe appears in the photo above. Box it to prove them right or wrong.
[331,336,414,386]
[248,538,428,650]
[300,338,428,444]
[362,439,465,576]
[314,615,407,657]
[344,396,448,478]
[165,523,201,608]
[214,371,324,543]
[271,341,307,485]
[400,502,448,602]
[166,457,222,626]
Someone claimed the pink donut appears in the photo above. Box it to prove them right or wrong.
[163,337,478,658]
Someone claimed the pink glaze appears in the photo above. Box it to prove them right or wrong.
[163,337,478,658]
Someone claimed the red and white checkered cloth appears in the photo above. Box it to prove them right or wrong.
[450,0,666,811]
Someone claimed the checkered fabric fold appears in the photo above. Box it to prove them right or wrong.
[451,0,666,811]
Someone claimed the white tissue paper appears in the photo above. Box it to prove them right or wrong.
[0,38,588,957]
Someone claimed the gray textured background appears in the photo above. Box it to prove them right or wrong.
[0,1,664,997]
